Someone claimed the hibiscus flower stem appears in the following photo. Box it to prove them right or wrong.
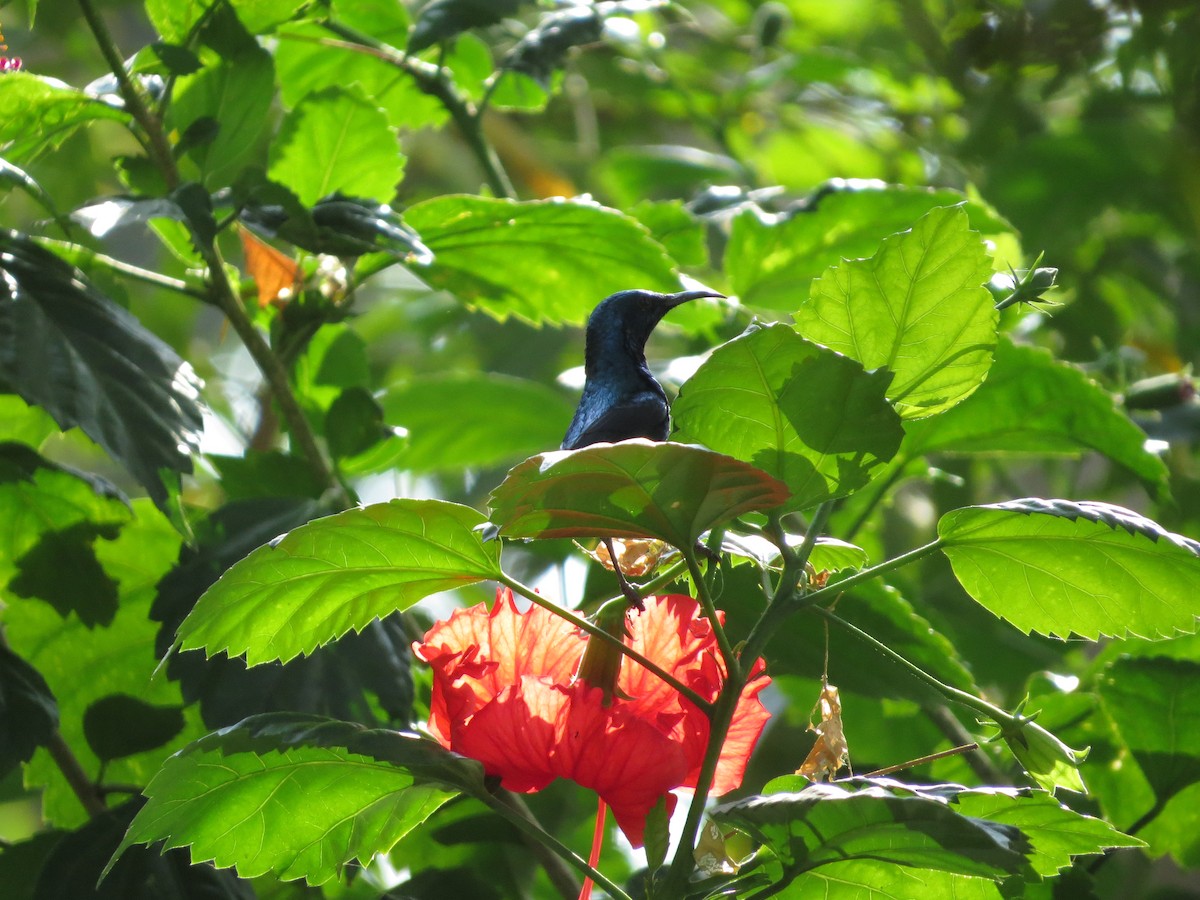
[498,574,714,714]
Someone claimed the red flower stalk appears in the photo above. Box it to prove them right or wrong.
[414,588,771,846]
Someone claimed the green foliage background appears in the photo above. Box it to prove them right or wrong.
[2,0,1200,897]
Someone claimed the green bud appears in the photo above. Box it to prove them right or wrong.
[1003,718,1088,794]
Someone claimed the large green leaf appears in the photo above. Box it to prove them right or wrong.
[795,205,998,419]
[111,714,479,885]
[950,790,1144,876]
[0,233,204,506]
[938,499,1200,640]
[170,48,275,188]
[380,373,576,473]
[711,782,1030,883]
[403,195,681,325]
[907,340,1169,500]
[489,440,789,548]
[268,86,403,206]
[727,184,1014,311]
[177,499,502,666]
[1100,657,1200,804]
[0,73,129,165]
[672,324,904,510]
[5,501,190,827]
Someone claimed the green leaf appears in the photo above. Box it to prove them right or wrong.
[766,861,1004,898]
[951,790,1144,875]
[83,694,186,763]
[0,232,204,506]
[408,0,523,53]
[380,373,577,473]
[721,534,868,572]
[170,48,275,188]
[404,195,681,325]
[712,782,1030,882]
[5,501,189,826]
[0,395,58,446]
[0,442,131,592]
[325,387,387,460]
[274,22,446,132]
[628,200,707,268]
[672,324,904,510]
[795,205,998,419]
[728,184,1011,311]
[111,715,475,885]
[269,86,403,206]
[177,499,502,665]
[147,0,308,41]
[1100,657,1200,804]
[907,340,1169,501]
[0,642,58,780]
[0,73,128,165]
[938,499,1200,640]
[488,440,790,548]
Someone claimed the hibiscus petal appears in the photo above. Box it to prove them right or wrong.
[712,659,772,796]
[455,677,563,793]
[553,684,687,847]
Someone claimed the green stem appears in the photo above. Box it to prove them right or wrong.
[813,607,1016,725]
[77,0,180,189]
[316,21,516,198]
[498,574,713,714]
[684,550,740,681]
[796,538,944,612]
[482,790,630,900]
[792,502,832,570]
[33,238,208,300]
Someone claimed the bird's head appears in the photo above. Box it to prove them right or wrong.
[586,288,724,364]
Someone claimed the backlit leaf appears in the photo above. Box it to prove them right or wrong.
[110,714,479,885]
[177,499,502,665]
[795,205,997,419]
[672,324,904,510]
[489,440,789,548]
[404,195,680,325]
[939,499,1200,640]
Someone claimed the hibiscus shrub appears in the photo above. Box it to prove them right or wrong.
[4,1,1200,899]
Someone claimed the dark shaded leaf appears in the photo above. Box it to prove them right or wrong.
[1100,656,1200,804]
[404,195,680,325]
[82,694,185,763]
[37,798,254,900]
[672,324,904,510]
[176,499,501,665]
[10,523,121,627]
[0,831,65,900]
[489,440,790,548]
[208,451,326,500]
[939,499,1200,639]
[502,6,604,88]
[110,714,479,885]
[0,233,204,506]
[0,642,58,780]
[325,387,386,459]
[408,0,523,53]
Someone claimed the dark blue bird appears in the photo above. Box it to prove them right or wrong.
[562,288,724,451]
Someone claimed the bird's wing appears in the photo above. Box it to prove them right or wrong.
[562,392,669,449]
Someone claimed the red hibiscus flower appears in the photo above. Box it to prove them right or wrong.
[414,589,771,847]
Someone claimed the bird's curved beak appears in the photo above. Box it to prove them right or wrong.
[664,288,726,309]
